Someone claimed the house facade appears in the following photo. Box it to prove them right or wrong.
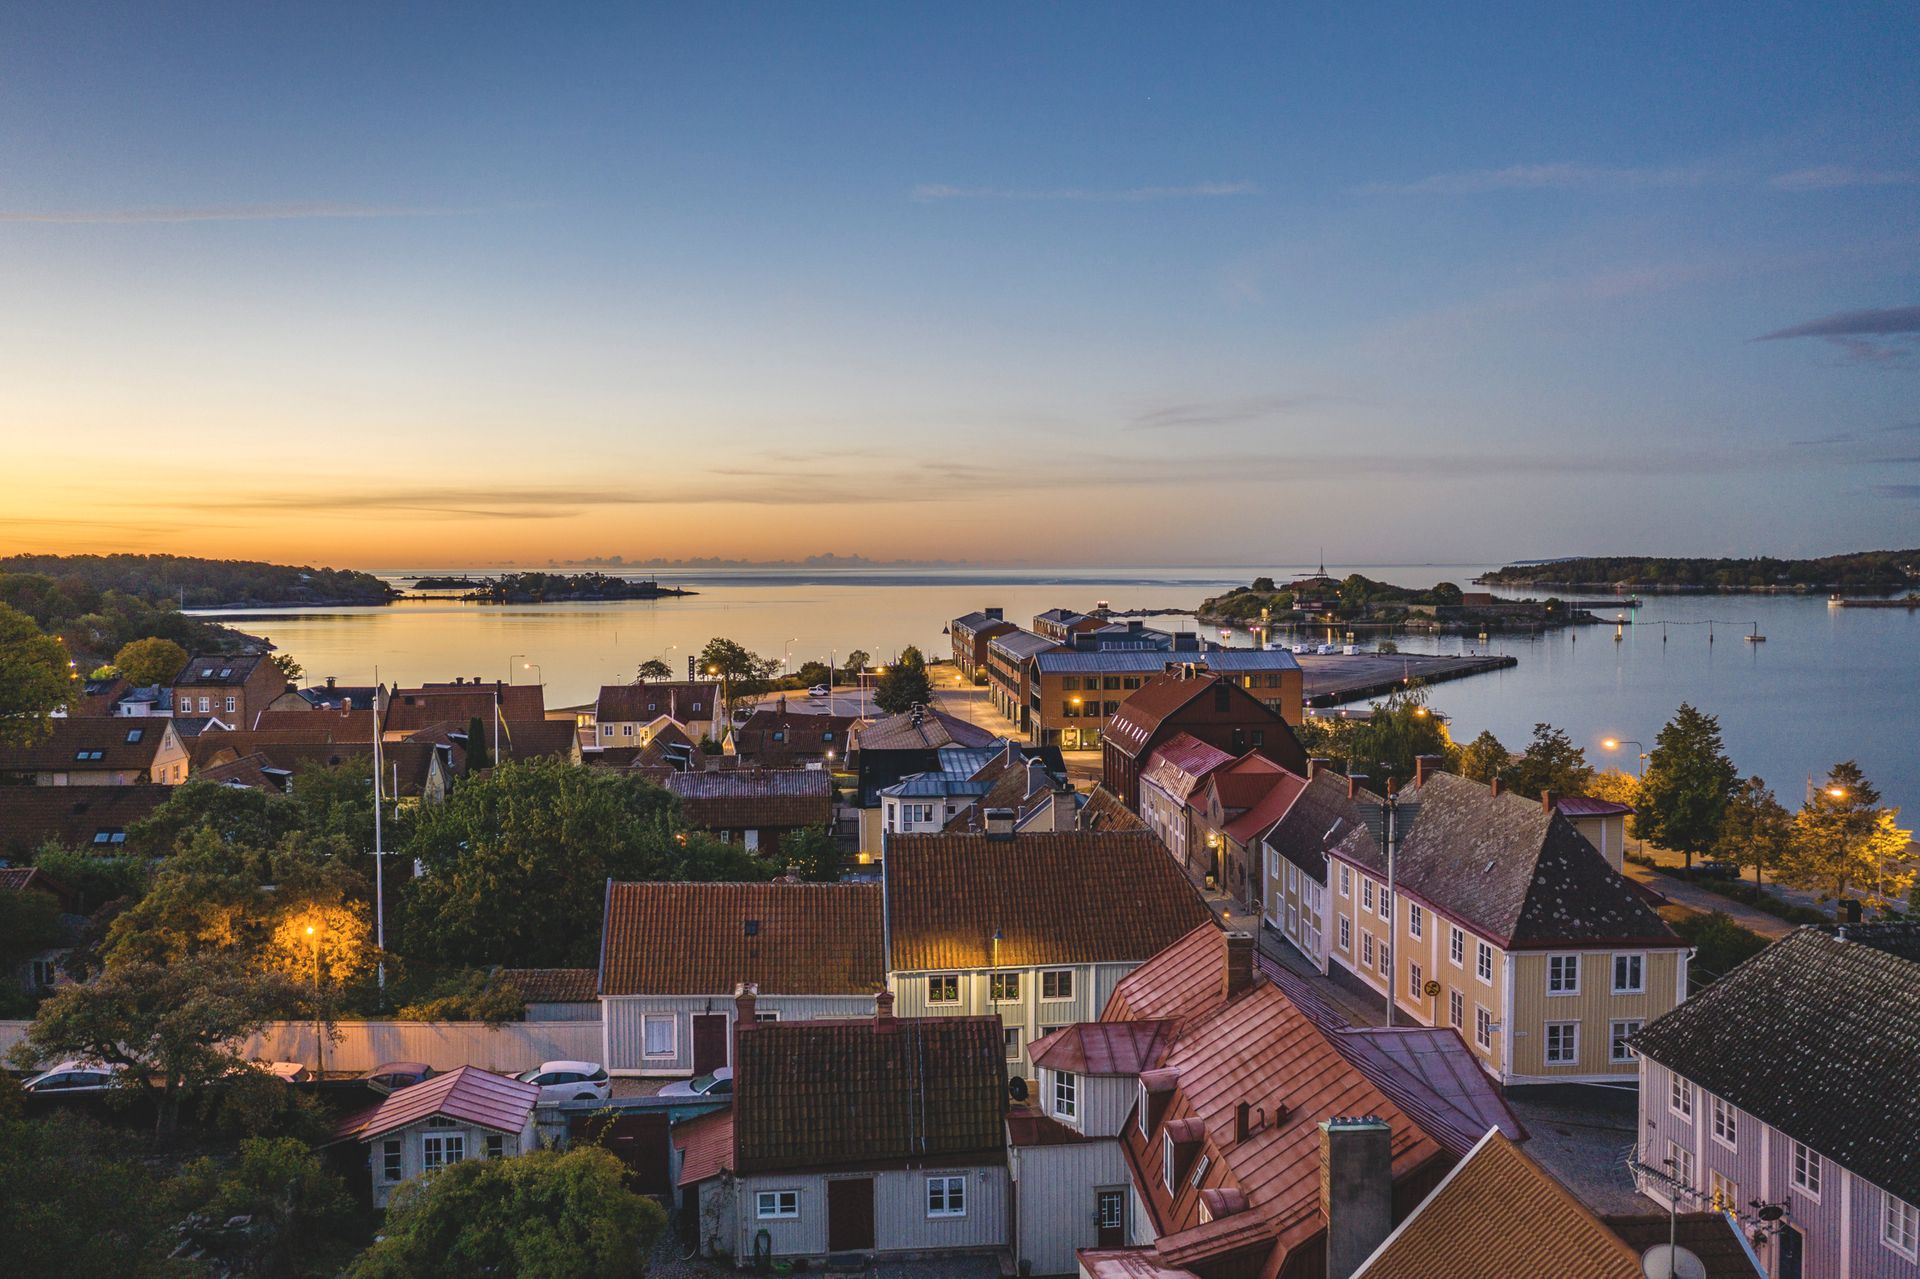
[1326,769,1686,1085]
[592,681,723,747]
[1260,765,1374,974]
[330,1066,539,1209]
[1101,670,1306,809]
[171,653,282,727]
[0,717,188,785]
[986,629,1059,731]
[598,880,884,1076]
[1183,752,1304,912]
[1136,734,1234,880]
[950,608,1018,678]
[1631,924,1920,1279]
[883,827,1214,1075]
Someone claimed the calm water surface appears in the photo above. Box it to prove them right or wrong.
[202,564,1919,811]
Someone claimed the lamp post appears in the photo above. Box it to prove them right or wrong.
[507,653,525,684]
[1602,738,1648,778]
[783,637,799,674]
[523,661,542,686]
[305,922,324,1076]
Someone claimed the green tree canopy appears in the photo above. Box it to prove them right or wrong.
[1457,729,1510,783]
[1345,684,1457,788]
[874,645,933,715]
[177,1136,357,1276]
[1715,775,1793,886]
[696,636,780,722]
[0,602,72,747]
[634,658,673,681]
[111,635,189,687]
[0,1112,188,1276]
[347,1147,666,1279]
[1778,762,1915,910]
[778,826,844,882]
[1503,723,1595,798]
[1634,703,1739,868]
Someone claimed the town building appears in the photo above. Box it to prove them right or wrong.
[0,866,80,995]
[675,991,1008,1261]
[1260,765,1375,974]
[882,826,1214,1073]
[1326,768,1686,1085]
[1136,734,1235,880]
[1033,608,1108,642]
[170,653,282,727]
[0,784,168,858]
[329,1066,539,1209]
[848,704,1004,804]
[986,629,1060,732]
[1553,794,1636,873]
[950,608,1018,678]
[732,700,859,769]
[591,681,723,748]
[597,881,885,1076]
[1184,751,1306,912]
[1631,923,1920,1279]
[664,768,834,855]
[0,717,188,785]
[1103,670,1307,809]
[498,968,600,1021]
[1033,651,1304,752]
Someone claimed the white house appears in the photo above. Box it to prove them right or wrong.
[329,1066,538,1209]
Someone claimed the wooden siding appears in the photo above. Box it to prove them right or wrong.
[364,1112,536,1208]
[1036,1067,1136,1138]
[889,963,1138,1072]
[604,994,876,1075]
[1506,949,1684,1081]
[1012,1140,1129,1275]
[734,1166,1010,1258]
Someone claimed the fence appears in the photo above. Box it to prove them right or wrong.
[0,1018,602,1074]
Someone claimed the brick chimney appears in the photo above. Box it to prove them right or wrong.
[1320,1116,1394,1279]
[874,988,897,1030]
[1488,775,1503,797]
[983,808,1017,839]
[1414,754,1444,787]
[1307,757,1332,780]
[1222,930,1256,1000]
[1347,773,1370,800]
[1542,789,1556,816]
[734,981,758,1027]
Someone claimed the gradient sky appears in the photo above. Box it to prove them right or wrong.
[2,3,1916,568]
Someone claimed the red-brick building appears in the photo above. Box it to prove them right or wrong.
[1102,670,1306,810]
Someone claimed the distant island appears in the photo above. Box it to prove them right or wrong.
[559,552,967,569]
[1479,549,1920,594]
[412,571,696,603]
[1195,572,1591,632]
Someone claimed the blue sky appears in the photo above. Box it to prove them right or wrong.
[2,3,1915,566]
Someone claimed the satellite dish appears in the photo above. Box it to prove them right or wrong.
[1007,1077,1029,1103]
[1641,1244,1707,1279]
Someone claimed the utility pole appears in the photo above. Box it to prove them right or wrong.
[372,706,385,998]
[1382,780,1400,1028]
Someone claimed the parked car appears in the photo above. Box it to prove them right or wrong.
[515,1060,611,1103]
[658,1066,732,1099]
[361,1062,437,1094]
[23,1059,116,1095]
[1686,860,1743,882]
[253,1060,311,1084]
[806,685,830,698]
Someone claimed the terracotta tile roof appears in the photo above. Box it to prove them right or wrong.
[498,718,577,760]
[674,1107,735,1185]
[416,680,546,719]
[1331,772,1678,949]
[0,785,167,857]
[665,768,833,829]
[1259,770,1373,884]
[1079,784,1147,832]
[1030,1020,1177,1075]
[173,654,269,687]
[885,830,1215,971]
[1353,1130,1642,1279]
[383,684,543,733]
[600,881,884,996]
[246,709,378,738]
[332,1065,537,1144]
[1604,1214,1765,1279]
[0,865,73,905]
[197,752,292,791]
[851,708,1001,752]
[733,1014,1006,1173]
[733,704,859,766]
[500,967,598,1003]
[595,682,718,723]
[0,717,172,773]
[188,736,454,797]
[1630,923,1920,1204]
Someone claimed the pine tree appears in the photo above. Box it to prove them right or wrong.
[1634,703,1738,869]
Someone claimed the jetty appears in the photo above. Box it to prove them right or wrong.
[1298,651,1517,708]
[1833,596,1920,609]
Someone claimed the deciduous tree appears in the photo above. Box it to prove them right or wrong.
[1778,762,1915,910]
[1457,729,1510,783]
[1715,776,1793,887]
[0,602,71,747]
[634,658,673,682]
[696,637,780,723]
[111,635,189,687]
[1503,723,1594,799]
[1345,683,1456,788]
[1634,703,1739,868]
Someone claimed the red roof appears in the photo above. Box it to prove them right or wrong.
[1104,676,1223,759]
[1139,733,1236,806]
[332,1065,537,1143]
[1030,1020,1177,1075]
[1008,1106,1098,1147]
[1554,795,1635,818]
[674,1107,735,1185]
[600,881,884,996]
[1076,1250,1202,1279]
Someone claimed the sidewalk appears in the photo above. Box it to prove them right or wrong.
[1621,861,1795,940]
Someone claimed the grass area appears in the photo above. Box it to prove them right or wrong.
[1626,851,1831,925]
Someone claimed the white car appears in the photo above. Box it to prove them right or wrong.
[658,1066,732,1099]
[23,1059,116,1095]
[516,1060,611,1103]
[806,685,830,698]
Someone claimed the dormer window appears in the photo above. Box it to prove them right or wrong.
[125,729,143,743]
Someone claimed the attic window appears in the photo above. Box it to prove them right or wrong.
[75,749,105,761]
[218,668,233,678]
[125,728,143,743]
[201,668,214,677]
[92,829,126,844]
[744,920,760,936]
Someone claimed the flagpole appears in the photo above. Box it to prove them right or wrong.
[372,672,386,998]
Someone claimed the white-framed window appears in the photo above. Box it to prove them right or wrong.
[757,1189,800,1219]
[1884,1194,1919,1260]
[223,696,235,714]
[990,972,1020,1002]
[1408,960,1422,998]
[1610,1019,1641,1063]
[1378,888,1391,921]
[422,1133,465,1171]
[1053,1070,1078,1119]
[755,1010,781,1022]
[1711,1095,1737,1150]
[1476,940,1494,984]
[1474,1005,1493,1050]
[1377,939,1391,976]
[1041,969,1074,1000]
[1547,954,1580,995]
[1612,952,1645,994]
[1138,1081,1150,1137]
[927,974,960,1004]
[1668,1141,1696,1195]
[1669,1074,1694,1121]
[1339,864,1351,897]
[1362,878,1374,911]
[1189,1153,1210,1188]
[1004,1028,1022,1060]
[1790,1141,1822,1199]
[1449,925,1464,967]
[382,1139,402,1182]
[1710,1171,1740,1215]
[1362,933,1374,967]
[197,696,210,713]
[1408,902,1423,939]
[1338,916,1351,951]
[1545,1021,1579,1064]
[642,1014,675,1057]
[1449,989,1463,1028]
[1162,1133,1175,1192]
[926,1175,966,1218]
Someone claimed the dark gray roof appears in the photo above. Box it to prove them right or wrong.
[173,654,268,687]
[1034,649,1299,673]
[1631,924,1920,1205]
[1260,770,1375,885]
[985,629,1059,661]
[1332,772,1677,949]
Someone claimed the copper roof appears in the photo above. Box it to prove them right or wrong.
[884,830,1214,971]
[1030,1020,1177,1075]
[600,881,884,996]
[333,1065,537,1143]
[1007,1106,1097,1147]
[675,1107,735,1185]
[500,967,598,1003]
[1352,1131,1642,1279]
[733,1014,1006,1173]
[1140,733,1237,805]
[1076,1251,1201,1279]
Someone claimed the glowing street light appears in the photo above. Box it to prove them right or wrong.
[1602,737,1648,778]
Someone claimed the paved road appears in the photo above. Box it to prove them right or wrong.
[1621,861,1795,939]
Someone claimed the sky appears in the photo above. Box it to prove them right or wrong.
[1,2,1916,569]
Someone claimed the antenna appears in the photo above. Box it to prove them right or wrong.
[1640,1245,1707,1279]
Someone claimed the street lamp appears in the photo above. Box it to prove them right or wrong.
[1602,738,1647,778]
[783,637,799,674]
[523,661,542,686]
[507,653,525,684]
[305,922,324,1076]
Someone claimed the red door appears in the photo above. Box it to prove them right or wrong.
[692,1013,728,1075]
[827,1177,876,1251]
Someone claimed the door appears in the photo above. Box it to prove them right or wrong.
[1776,1226,1804,1279]
[692,1013,729,1075]
[1096,1189,1125,1246]
[826,1176,876,1252]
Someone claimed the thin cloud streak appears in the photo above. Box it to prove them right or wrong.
[1757,306,1920,367]
[1362,162,1713,195]
[0,203,463,225]
[910,181,1255,203]
[1769,166,1920,191]
[1130,394,1330,429]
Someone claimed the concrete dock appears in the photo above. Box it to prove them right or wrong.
[1298,651,1516,707]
